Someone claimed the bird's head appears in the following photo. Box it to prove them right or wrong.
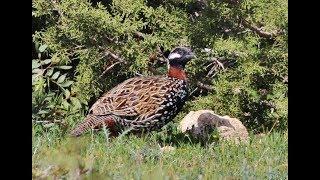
[167,47,195,80]
[168,47,195,69]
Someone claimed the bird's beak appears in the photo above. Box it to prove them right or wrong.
[185,52,196,61]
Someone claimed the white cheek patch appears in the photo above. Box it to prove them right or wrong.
[168,52,182,60]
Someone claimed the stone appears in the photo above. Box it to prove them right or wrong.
[179,110,249,143]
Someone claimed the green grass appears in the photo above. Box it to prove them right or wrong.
[32,130,287,179]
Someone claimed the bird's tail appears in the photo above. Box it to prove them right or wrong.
[70,114,118,137]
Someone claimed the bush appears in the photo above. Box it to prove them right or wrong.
[32,0,287,134]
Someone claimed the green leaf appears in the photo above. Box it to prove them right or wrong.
[45,68,54,76]
[44,96,53,101]
[32,74,39,84]
[44,123,55,128]
[79,98,88,105]
[32,69,43,74]
[57,74,66,83]
[58,66,72,70]
[61,81,74,87]
[61,100,70,109]
[51,71,60,80]
[39,44,48,52]
[32,60,41,69]
[41,59,52,65]
[32,74,37,80]
[34,41,39,52]
[47,92,56,97]
[71,97,81,109]
[64,89,71,99]
[38,110,49,114]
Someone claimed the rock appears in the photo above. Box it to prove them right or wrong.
[179,110,248,143]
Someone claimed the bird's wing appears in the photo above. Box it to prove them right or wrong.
[89,76,175,119]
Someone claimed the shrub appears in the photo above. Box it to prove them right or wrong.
[32,0,287,134]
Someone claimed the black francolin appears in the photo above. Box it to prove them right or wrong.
[70,47,195,137]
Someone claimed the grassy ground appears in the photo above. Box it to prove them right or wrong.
[32,128,287,179]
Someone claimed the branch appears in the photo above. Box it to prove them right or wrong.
[212,57,225,70]
[97,47,128,78]
[197,82,214,92]
[98,47,127,64]
[135,72,144,76]
[205,57,231,78]
[133,31,145,40]
[106,51,126,63]
[103,35,118,44]
[189,87,199,97]
[241,19,280,39]
[189,82,214,97]
[98,61,121,78]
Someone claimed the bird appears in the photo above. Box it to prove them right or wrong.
[70,47,195,137]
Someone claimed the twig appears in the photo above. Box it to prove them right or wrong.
[102,49,126,63]
[205,57,228,78]
[236,29,251,35]
[98,47,127,63]
[133,31,145,40]
[241,19,280,39]
[189,87,199,97]
[103,35,118,44]
[98,61,121,78]
[189,82,215,97]
[267,120,279,135]
[213,58,225,70]
[206,67,218,78]
[197,82,214,92]
[97,47,128,78]
[135,72,144,76]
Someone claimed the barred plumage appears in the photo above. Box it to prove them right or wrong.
[70,47,195,137]
[70,114,120,137]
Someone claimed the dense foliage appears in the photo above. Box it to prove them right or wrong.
[32,0,288,135]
